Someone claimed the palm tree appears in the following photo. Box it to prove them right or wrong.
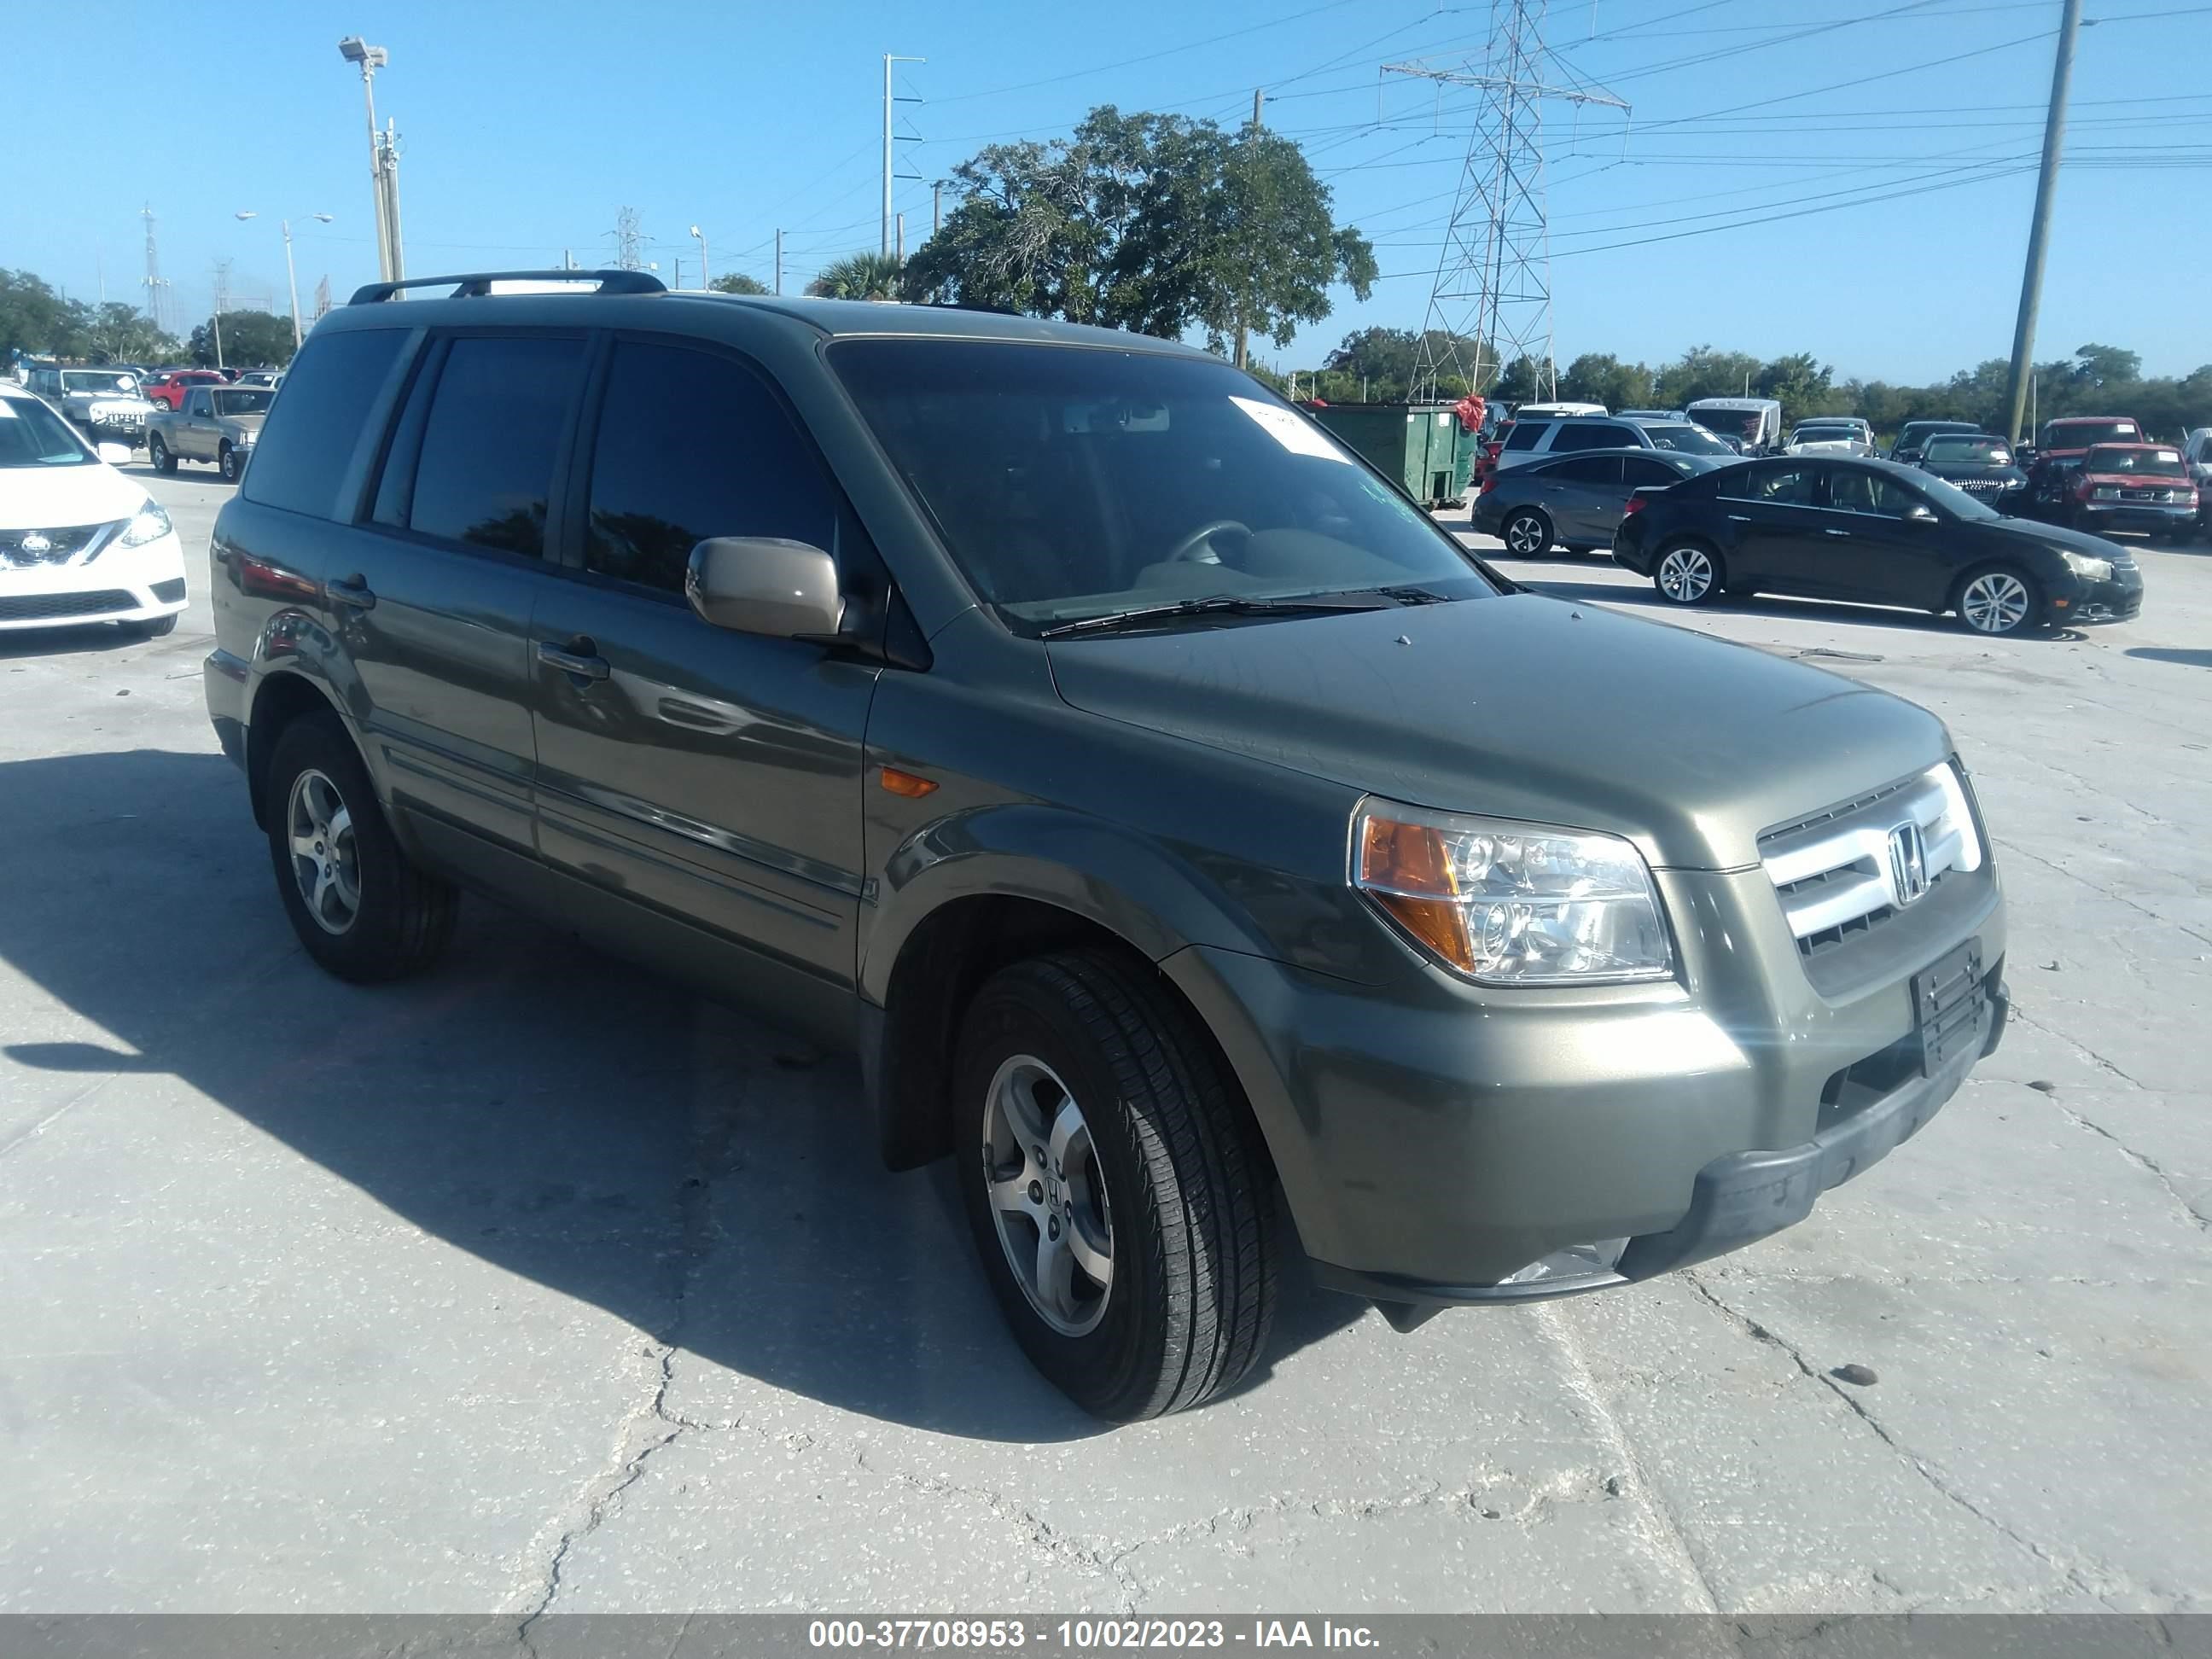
[806,253,905,302]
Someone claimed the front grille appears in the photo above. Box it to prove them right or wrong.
[1956,477,2006,492]
[1759,768,1982,956]
[0,522,116,566]
[0,590,137,622]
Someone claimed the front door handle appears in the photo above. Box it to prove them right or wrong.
[538,637,611,682]
[326,573,376,609]
[1726,513,1752,522]
[1823,527,1854,538]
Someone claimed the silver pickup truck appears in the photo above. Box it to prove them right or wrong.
[146,382,273,483]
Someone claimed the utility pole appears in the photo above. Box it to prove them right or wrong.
[375,119,405,280]
[933,181,944,236]
[775,229,783,294]
[212,259,231,370]
[882,53,926,256]
[2002,0,2083,444]
[897,212,905,264]
[1388,3,1628,403]
[614,207,643,271]
[339,39,395,282]
[690,224,709,287]
[141,205,167,332]
[1234,89,1265,371]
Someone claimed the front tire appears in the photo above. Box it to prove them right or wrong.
[263,711,457,981]
[148,434,176,474]
[123,613,179,639]
[1954,565,2041,637]
[1653,539,1726,607]
[1501,509,1553,558]
[954,951,1281,1421]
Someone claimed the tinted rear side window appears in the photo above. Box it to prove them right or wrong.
[1503,422,1545,451]
[238,328,406,518]
[406,336,585,558]
[584,340,839,593]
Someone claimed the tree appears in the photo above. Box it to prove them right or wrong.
[188,310,297,368]
[1559,352,1652,411]
[1,269,82,362]
[1755,352,1838,425]
[1491,355,1545,405]
[709,272,769,296]
[806,253,904,301]
[80,303,177,365]
[904,105,1375,355]
[2067,343,2140,389]
[1653,345,1763,410]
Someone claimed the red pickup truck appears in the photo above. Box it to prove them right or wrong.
[142,369,228,411]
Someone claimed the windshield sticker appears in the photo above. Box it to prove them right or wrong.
[1231,396,1349,463]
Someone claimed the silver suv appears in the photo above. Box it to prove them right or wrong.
[1496,412,1734,471]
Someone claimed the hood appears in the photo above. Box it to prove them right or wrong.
[1045,593,1949,871]
[0,461,148,530]
[1978,514,2139,562]
[2076,468,2189,491]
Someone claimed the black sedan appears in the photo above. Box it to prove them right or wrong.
[1611,457,2144,637]
[1472,447,1724,556]
[1915,432,2027,509]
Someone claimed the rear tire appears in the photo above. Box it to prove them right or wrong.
[1500,509,1553,558]
[148,434,176,474]
[954,950,1281,1421]
[1653,539,1726,607]
[262,711,457,981]
[218,443,242,484]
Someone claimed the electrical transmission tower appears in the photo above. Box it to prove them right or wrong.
[612,207,644,272]
[1387,0,1627,403]
[141,205,170,333]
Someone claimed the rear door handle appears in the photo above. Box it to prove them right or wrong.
[538,637,611,682]
[1726,513,1752,522]
[326,574,375,609]
[1824,527,1854,538]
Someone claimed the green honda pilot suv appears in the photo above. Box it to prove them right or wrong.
[205,271,2009,1420]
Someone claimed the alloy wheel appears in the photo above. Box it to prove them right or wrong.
[1505,514,1547,556]
[285,768,362,935]
[981,1054,1114,1337]
[1960,571,2030,633]
[1657,545,1714,602]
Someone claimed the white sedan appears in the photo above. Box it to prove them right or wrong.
[1784,420,1875,458]
[1,387,188,637]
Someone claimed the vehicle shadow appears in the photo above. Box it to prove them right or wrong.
[1516,576,2061,640]
[0,623,137,660]
[2126,647,2212,668]
[0,747,1363,1442]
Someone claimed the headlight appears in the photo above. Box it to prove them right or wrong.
[118,499,172,547]
[1352,801,1674,984]
[2091,486,2120,501]
[2059,549,2112,579]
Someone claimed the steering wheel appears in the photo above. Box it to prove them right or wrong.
[1166,520,1252,565]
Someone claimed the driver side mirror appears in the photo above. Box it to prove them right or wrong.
[1903,504,1939,525]
[96,442,134,465]
[685,537,844,640]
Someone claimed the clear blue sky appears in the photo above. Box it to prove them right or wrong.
[6,0,2205,382]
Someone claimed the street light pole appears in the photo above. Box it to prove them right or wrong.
[338,38,393,282]
[238,211,334,350]
[690,224,708,287]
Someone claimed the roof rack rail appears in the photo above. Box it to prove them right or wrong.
[348,269,667,305]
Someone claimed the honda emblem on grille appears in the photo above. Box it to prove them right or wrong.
[1888,822,1929,906]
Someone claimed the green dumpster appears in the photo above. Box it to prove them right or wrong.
[1306,403,1470,507]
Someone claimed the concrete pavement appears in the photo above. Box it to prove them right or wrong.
[0,469,2204,1614]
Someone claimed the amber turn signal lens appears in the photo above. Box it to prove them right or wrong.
[1357,816,1476,970]
[878,766,939,798]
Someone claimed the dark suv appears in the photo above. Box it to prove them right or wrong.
[204,271,2011,1420]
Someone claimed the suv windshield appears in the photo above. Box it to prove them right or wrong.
[831,341,1495,629]
[0,397,94,467]
[2084,446,2185,477]
[1924,436,2012,465]
[1640,422,1731,455]
[61,370,138,393]
[212,388,274,416]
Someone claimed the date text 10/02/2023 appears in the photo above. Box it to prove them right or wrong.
[806,1621,1382,1650]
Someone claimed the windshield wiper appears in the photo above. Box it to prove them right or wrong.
[1039,593,1395,639]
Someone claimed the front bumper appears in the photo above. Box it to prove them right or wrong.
[0,531,188,631]
[2077,502,2194,536]
[2051,561,2145,626]
[1161,859,2007,1313]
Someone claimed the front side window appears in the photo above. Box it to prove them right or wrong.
[1826,469,1924,516]
[584,340,840,593]
[1717,463,1818,506]
[830,340,1494,628]
[0,397,93,468]
[405,335,587,557]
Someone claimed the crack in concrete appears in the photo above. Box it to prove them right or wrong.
[2007,1007,2151,1091]
[1531,1302,1724,1613]
[2048,1104,2211,1236]
[1683,1273,2130,1610]
[1994,839,2212,953]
